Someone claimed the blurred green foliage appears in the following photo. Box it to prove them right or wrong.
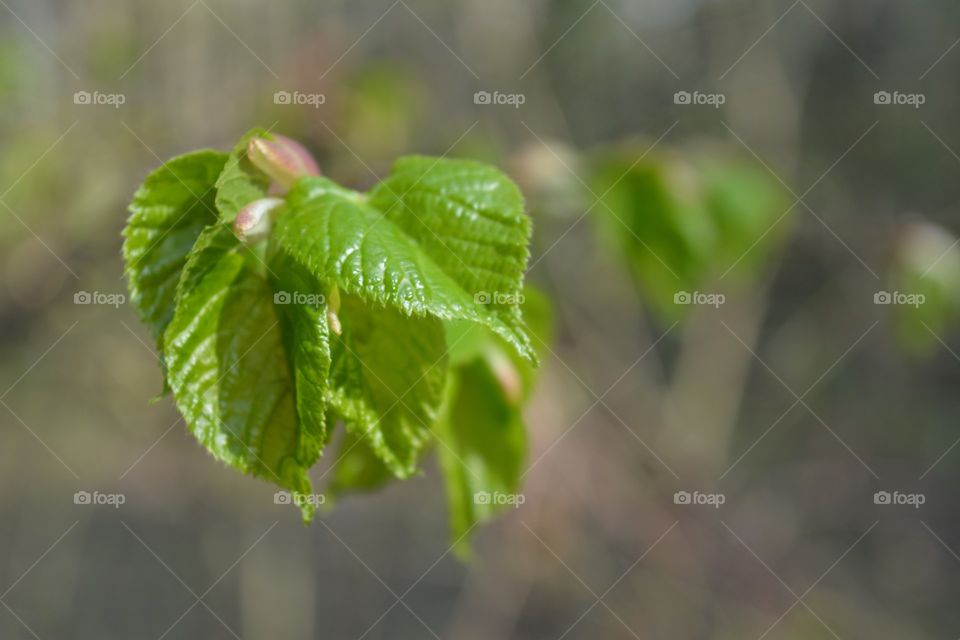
[588,143,790,322]
[891,222,960,354]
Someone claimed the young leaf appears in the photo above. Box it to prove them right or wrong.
[214,128,272,222]
[591,152,713,321]
[370,156,533,361]
[268,250,333,458]
[589,145,789,323]
[697,154,791,277]
[325,294,448,477]
[273,175,536,362]
[436,358,527,556]
[328,430,395,498]
[368,156,530,302]
[437,287,553,555]
[122,130,546,535]
[163,225,328,519]
[123,150,227,344]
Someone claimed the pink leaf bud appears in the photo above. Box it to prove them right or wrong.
[232,197,284,243]
[486,349,523,406]
[247,135,320,191]
[326,286,342,336]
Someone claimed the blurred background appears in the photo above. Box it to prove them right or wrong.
[2,0,960,638]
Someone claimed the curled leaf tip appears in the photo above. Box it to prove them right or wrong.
[247,135,320,191]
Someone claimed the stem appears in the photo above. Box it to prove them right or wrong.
[656,278,771,479]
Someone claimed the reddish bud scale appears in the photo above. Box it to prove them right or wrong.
[232,197,284,243]
[247,135,320,191]
[326,286,342,335]
[486,349,523,407]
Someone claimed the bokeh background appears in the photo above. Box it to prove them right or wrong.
[3,0,960,638]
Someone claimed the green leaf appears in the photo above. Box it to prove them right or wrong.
[697,154,790,277]
[589,145,789,323]
[123,131,546,534]
[436,359,527,557]
[446,284,553,389]
[325,294,448,477]
[268,250,333,458]
[444,319,490,366]
[438,285,553,555]
[173,219,240,300]
[123,150,227,345]
[368,156,530,300]
[274,175,536,362]
[370,156,533,361]
[163,226,329,520]
[328,429,395,498]
[214,128,272,222]
[591,151,713,321]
